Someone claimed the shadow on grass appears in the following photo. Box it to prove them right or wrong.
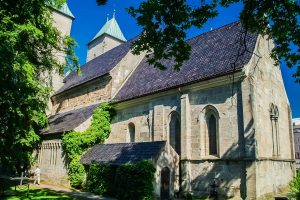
[2,187,78,200]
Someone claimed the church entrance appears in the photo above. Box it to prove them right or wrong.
[161,167,170,199]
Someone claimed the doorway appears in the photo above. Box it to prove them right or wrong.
[161,167,170,199]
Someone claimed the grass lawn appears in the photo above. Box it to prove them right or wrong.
[2,186,78,200]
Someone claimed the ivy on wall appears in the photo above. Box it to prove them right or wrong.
[62,102,114,188]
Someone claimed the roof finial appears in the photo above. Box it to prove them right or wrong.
[113,9,116,18]
[106,14,109,22]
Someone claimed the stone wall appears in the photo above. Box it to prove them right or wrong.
[86,35,123,62]
[110,81,241,159]
[51,75,112,114]
[154,144,180,198]
[244,36,293,160]
[242,36,295,197]
[35,139,69,186]
[110,51,146,97]
[255,160,293,197]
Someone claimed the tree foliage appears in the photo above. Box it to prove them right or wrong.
[62,102,114,188]
[115,160,156,200]
[98,0,300,82]
[289,172,300,199]
[85,163,115,195]
[0,0,78,173]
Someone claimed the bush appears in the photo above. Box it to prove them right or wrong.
[85,163,115,195]
[84,160,155,199]
[115,160,156,200]
[289,172,300,199]
[68,156,85,188]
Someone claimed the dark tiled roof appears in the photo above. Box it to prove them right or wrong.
[41,104,99,135]
[114,21,258,102]
[54,38,136,95]
[80,141,166,165]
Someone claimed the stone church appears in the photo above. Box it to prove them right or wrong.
[37,3,295,199]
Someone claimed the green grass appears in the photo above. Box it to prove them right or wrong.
[2,187,78,200]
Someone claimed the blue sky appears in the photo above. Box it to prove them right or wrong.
[67,0,300,118]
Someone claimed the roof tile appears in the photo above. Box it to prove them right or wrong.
[114,21,258,102]
[80,141,166,165]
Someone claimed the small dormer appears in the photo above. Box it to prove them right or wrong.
[86,15,126,62]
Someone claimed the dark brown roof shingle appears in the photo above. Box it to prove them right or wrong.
[114,21,258,102]
[80,141,166,165]
[41,104,99,135]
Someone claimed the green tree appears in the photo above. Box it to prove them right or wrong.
[0,0,78,173]
[289,172,300,199]
[97,0,300,82]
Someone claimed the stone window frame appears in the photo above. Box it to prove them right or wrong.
[200,105,220,158]
[167,111,181,155]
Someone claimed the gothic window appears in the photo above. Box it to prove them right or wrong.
[128,123,135,143]
[204,106,219,156]
[208,114,217,155]
[169,112,181,155]
[270,103,280,156]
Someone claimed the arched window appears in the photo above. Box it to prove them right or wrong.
[204,106,219,156]
[169,112,181,155]
[208,114,217,155]
[128,123,135,143]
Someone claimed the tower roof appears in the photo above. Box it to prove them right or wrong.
[58,3,75,19]
[90,17,126,44]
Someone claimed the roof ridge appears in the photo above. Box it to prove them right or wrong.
[186,20,240,42]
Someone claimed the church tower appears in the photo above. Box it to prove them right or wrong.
[51,3,75,92]
[86,14,126,62]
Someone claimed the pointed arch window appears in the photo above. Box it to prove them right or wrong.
[128,123,135,143]
[208,114,217,155]
[169,112,181,155]
[204,106,219,156]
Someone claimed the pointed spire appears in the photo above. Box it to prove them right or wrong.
[89,13,126,43]
[113,9,116,18]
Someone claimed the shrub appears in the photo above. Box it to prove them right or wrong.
[68,156,85,188]
[85,163,115,195]
[289,172,300,199]
[115,160,156,200]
